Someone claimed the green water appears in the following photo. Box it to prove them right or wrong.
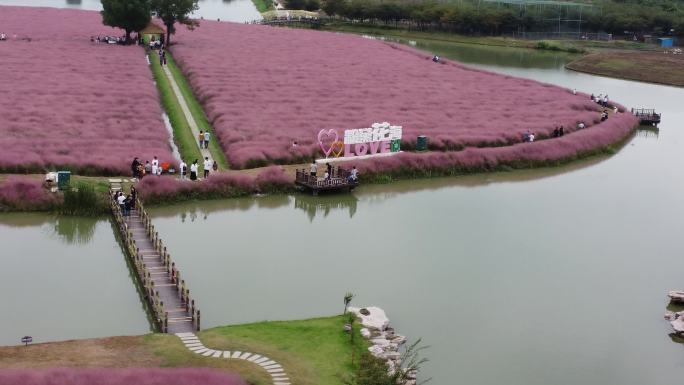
[1,26,684,385]
[0,214,151,346]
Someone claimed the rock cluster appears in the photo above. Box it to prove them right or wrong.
[349,306,417,385]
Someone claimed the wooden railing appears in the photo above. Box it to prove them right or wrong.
[295,166,355,188]
[110,194,201,332]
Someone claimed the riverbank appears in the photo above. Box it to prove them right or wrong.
[279,22,684,87]
[566,50,684,87]
[0,315,365,385]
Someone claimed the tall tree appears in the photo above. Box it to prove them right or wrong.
[150,0,200,46]
[100,0,151,43]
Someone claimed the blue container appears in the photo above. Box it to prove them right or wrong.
[659,38,673,48]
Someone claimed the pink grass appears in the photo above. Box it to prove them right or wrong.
[0,368,246,385]
[0,176,59,210]
[170,21,637,169]
[0,7,173,175]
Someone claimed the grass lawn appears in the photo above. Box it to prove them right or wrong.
[0,315,365,385]
[566,50,684,87]
[148,50,204,165]
[252,0,275,13]
[165,54,230,170]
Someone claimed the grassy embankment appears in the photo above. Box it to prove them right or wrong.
[252,0,275,13]
[148,47,229,169]
[566,50,684,87]
[0,315,365,385]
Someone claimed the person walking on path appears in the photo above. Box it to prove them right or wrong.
[144,160,151,176]
[190,160,199,181]
[212,160,218,172]
[117,192,126,214]
[131,157,141,179]
[310,160,317,177]
[180,159,187,180]
[130,187,137,209]
[326,162,333,179]
[203,157,212,179]
[204,131,210,149]
[199,131,205,149]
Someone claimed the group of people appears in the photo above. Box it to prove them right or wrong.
[199,131,211,149]
[309,161,359,183]
[522,131,536,142]
[114,187,137,217]
[551,126,566,137]
[591,93,610,107]
[179,157,217,181]
[131,157,166,179]
[149,36,164,50]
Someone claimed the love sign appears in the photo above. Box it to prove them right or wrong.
[317,122,402,159]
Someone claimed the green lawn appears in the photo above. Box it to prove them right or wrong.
[252,0,275,13]
[148,49,203,165]
[199,315,368,385]
[164,54,230,170]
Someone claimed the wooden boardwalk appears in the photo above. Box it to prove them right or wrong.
[295,166,358,196]
[110,185,200,334]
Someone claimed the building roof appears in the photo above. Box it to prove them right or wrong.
[140,22,165,35]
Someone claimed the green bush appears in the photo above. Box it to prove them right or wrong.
[60,183,107,216]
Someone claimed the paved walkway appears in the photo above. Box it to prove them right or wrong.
[176,333,291,385]
[161,64,212,161]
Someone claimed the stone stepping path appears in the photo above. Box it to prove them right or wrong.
[176,333,291,385]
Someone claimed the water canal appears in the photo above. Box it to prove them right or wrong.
[1,4,684,384]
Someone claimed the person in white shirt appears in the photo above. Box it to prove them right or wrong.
[350,166,359,181]
[203,157,212,178]
[180,160,187,180]
[190,160,198,181]
[529,133,535,142]
[310,161,317,177]
[578,122,585,129]
[151,156,159,176]
[116,192,126,214]
[204,131,210,149]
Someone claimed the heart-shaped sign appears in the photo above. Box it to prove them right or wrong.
[331,141,345,158]
[318,129,339,158]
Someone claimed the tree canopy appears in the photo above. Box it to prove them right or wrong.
[150,0,200,45]
[100,0,151,42]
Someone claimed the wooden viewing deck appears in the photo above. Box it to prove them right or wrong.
[110,192,200,334]
[295,166,359,195]
[632,108,661,126]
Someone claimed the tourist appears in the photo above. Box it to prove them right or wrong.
[144,160,152,176]
[432,55,440,63]
[204,131,210,149]
[529,132,535,142]
[310,160,317,177]
[131,157,141,178]
[590,93,594,101]
[130,187,137,209]
[559,126,564,137]
[117,192,126,214]
[212,160,218,172]
[324,170,330,180]
[572,88,577,95]
[326,162,332,178]
[190,160,199,181]
[203,157,212,178]
[124,194,132,217]
[199,131,205,149]
[292,141,298,147]
[350,166,359,181]
[151,156,160,176]
[578,122,585,129]
[603,95,609,107]
[613,106,619,114]
[180,159,187,180]
[0,33,6,41]
[552,127,559,138]
[522,130,531,142]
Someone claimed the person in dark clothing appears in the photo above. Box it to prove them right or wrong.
[559,126,564,137]
[326,163,333,179]
[130,187,137,209]
[131,157,141,178]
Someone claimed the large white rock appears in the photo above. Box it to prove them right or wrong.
[671,314,684,333]
[349,306,390,331]
[360,328,371,338]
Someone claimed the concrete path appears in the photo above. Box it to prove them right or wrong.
[161,64,212,162]
[176,333,291,385]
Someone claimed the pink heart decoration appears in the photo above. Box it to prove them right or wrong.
[318,129,339,158]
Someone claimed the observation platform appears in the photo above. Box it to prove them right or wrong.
[632,108,661,126]
[295,167,358,196]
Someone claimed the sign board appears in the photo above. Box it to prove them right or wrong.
[318,122,402,160]
[21,336,32,346]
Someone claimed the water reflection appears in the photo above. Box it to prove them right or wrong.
[294,194,358,221]
[51,216,97,245]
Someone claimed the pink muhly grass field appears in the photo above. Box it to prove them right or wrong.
[0,368,246,385]
[0,7,173,175]
[0,176,59,210]
[135,166,291,202]
[171,21,637,169]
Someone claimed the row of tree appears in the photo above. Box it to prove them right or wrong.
[100,0,199,45]
[318,0,684,36]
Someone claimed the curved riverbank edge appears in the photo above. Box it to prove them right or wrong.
[0,116,638,212]
[565,53,684,88]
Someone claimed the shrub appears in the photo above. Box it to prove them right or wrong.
[0,177,60,211]
[61,183,107,216]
